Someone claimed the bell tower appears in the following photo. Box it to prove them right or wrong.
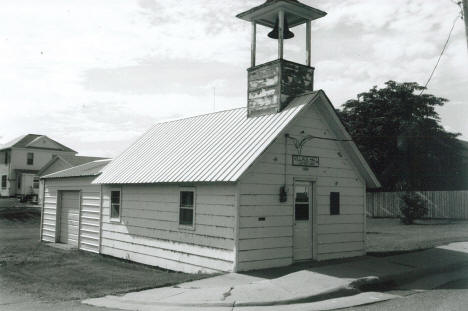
[237,0,327,117]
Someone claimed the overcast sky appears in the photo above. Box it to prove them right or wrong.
[1,0,467,157]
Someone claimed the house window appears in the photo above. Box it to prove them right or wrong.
[1,176,6,189]
[3,151,9,164]
[179,189,195,227]
[27,153,34,165]
[330,192,340,215]
[110,190,121,221]
[33,177,40,189]
[17,177,21,190]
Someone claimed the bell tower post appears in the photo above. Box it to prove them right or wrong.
[237,0,327,117]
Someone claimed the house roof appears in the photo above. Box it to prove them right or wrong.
[42,159,112,179]
[38,154,109,176]
[0,134,76,152]
[94,91,380,188]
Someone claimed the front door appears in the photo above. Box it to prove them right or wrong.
[293,181,313,261]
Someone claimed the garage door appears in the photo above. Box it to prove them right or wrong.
[59,191,80,246]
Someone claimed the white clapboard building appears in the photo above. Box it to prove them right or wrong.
[40,0,380,273]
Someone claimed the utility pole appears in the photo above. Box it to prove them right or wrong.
[464,0,468,49]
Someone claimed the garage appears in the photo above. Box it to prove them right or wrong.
[40,159,111,253]
[58,191,80,246]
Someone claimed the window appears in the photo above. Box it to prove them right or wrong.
[17,177,21,190]
[27,153,34,165]
[3,151,9,164]
[179,189,195,227]
[1,176,6,189]
[330,192,340,215]
[33,177,40,189]
[294,183,310,221]
[110,190,121,221]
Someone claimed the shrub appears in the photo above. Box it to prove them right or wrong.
[399,192,428,224]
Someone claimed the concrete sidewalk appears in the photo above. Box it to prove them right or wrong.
[83,242,468,311]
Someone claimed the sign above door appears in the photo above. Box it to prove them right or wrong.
[292,155,319,167]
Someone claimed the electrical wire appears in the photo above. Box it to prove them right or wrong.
[420,12,462,95]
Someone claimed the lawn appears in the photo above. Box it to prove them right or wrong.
[0,202,208,303]
[367,217,468,253]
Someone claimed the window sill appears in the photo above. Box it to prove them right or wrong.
[179,224,195,231]
[109,218,121,224]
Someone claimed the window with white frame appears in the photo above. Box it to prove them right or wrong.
[110,189,121,221]
[33,177,40,189]
[179,188,195,227]
[27,152,34,165]
[1,176,6,189]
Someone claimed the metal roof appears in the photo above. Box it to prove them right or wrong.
[38,155,109,176]
[42,159,112,179]
[94,93,318,184]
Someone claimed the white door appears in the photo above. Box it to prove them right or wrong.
[293,181,313,261]
[21,174,35,195]
[59,191,80,247]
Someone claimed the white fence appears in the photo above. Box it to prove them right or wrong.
[367,191,468,219]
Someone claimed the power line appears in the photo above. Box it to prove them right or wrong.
[420,12,461,95]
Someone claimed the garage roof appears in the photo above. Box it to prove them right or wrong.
[42,159,112,179]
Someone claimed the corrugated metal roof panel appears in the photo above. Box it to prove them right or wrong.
[94,93,319,184]
[42,159,112,179]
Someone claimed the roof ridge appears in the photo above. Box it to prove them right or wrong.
[152,107,246,127]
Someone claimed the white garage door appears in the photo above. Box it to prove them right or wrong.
[59,191,80,246]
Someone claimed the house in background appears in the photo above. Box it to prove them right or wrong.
[0,134,77,199]
[40,0,380,273]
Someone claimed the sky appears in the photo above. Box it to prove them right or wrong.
[0,0,467,157]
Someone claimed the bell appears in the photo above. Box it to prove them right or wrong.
[268,16,295,40]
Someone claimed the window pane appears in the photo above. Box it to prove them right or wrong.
[295,203,309,220]
[179,208,194,225]
[330,192,340,215]
[111,191,120,204]
[180,191,194,207]
[295,185,309,203]
[27,153,34,165]
[111,204,120,219]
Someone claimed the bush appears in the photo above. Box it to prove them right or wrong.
[399,192,428,224]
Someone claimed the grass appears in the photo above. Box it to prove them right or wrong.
[0,202,209,302]
[367,217,468,253]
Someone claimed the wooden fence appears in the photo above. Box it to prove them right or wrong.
[367,191,468,219]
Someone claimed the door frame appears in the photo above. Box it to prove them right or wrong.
[293,177,318,261]
[55,190,82,246]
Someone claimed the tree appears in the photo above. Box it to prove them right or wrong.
[339,81,464,191]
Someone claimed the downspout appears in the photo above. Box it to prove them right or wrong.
[39,178,45,241]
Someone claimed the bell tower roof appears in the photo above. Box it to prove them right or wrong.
[236,0,327,29]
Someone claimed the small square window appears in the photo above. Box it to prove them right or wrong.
[179,190,195,227]
[330,192,340,215]
[110,190,121,220]
[27,153,34,165]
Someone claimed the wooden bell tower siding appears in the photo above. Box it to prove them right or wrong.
[237,0,326,118]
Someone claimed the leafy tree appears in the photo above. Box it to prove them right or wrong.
[339,81,464,191]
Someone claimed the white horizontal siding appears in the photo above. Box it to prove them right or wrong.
[237,103,366,270]
[40,177,101,254]
[100,183,236,273]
